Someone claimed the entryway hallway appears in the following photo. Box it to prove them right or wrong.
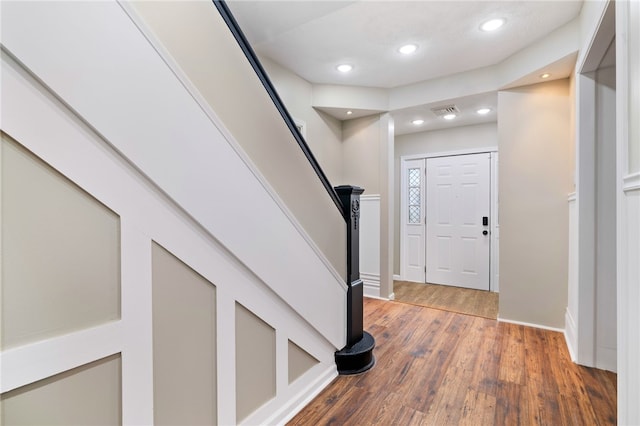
[289,298,616,425]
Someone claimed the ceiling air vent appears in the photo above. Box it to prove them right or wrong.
[431,105,460,117]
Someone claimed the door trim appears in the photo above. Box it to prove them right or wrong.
[400,146,499,292]
[400,147,498,162]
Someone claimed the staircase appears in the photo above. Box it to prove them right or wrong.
[214,0,376,377]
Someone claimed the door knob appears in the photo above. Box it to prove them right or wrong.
[482,230,488,235]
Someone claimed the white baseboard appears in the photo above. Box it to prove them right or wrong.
[596,346,617,373]
[362,272,380,299]
[364,294,391,301]
[364,292,395,302]
[497,317,564,333]
[363,286,380,299]
[564,308,578,362]
[255,365,337,426]
[393,274,401,281]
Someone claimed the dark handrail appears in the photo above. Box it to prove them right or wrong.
[213,0,344,215]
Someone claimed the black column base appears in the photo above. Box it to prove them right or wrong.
[335,331,375,375]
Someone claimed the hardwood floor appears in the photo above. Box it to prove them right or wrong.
[289,298,617,425]
[394,280,499,319]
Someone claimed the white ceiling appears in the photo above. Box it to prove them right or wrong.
[392,91,498,135]
[227,0,583,134]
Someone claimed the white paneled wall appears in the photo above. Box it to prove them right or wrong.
[619,174,640,425]
[360,195,381,298]
[0,2,346,424]
[617,0,640,422]
[565,193,578,361]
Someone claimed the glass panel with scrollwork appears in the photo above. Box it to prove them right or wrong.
[408,168,421,224]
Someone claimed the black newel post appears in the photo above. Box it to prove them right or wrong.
[336,185,365,345]
[334,185,375,375]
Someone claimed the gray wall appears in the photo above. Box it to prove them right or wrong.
[1,133,120,350]
[288,340,319,384]
[341,114,383,192]
[260,57,344,184]
[498,79,571,328]
[1,355,122,425]
[152,243,217,425]
[341,113,395,297]
[235,304,276,422]
[393,123,498,275]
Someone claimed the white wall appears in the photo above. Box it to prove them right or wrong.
[567,57,617,372]
[570,0,619,373]
[616,0,640,423]
[360,195,381,298]
[570,0,613,370]
[393,123,498,275]
[573,1,640,420]
[566,193,578,359]
[498,79,572,329]
[594,61,617,371]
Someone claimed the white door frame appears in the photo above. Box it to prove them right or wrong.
[400,146,499,292]
[571,0,617,370]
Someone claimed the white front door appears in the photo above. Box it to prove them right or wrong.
[426,153,490,290]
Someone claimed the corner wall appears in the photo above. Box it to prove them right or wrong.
[498,79,572,329]
[342,115,383,193]
[259,56,344,184]
[341,114,395,298]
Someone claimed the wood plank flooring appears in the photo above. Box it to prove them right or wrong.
[288,298,616,426]
[394,280,499,319]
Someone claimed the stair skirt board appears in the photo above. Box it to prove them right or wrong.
[244,364,338,425]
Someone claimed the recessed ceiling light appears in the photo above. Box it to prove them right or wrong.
[412,119,424,125]
[476,108,491,115]
[480,18,505,32]
[399,44,418,55]
[443,113,456,120]
[337,64,353,73]
[540,73,551,79]
[346,110,353,115]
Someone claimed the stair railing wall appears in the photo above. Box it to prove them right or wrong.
[213,1,375,373]
[213,0,343,213]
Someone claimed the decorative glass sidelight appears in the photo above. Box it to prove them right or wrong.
[408,168,421,223]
